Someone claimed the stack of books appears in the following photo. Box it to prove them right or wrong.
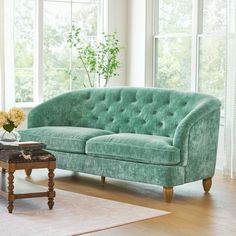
[0,141,46,150]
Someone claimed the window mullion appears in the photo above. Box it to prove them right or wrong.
[69,0,72,91]
[191,0,202,92]
[34,0,44,103]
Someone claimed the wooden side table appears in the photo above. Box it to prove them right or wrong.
[0,148,56,213]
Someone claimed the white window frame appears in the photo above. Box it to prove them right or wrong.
[153,0,226,96]
[5,0,104,109]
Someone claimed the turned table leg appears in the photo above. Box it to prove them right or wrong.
[8,171,15,213]
[25,169,32,177]
[101,176,106,187]
[163,186,173,203]
[48,168,55,210]
[203,177,212,193]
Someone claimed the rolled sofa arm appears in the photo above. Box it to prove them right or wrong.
[173,97,221,181]
[28,93,73,128]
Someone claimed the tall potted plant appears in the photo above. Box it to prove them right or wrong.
[67,26,122,87]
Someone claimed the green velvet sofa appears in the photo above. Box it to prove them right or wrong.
[19,87,221,202]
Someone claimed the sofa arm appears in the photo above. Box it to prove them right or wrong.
[28,94,73,128]
[173,98,221,176]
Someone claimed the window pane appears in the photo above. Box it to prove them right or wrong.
[71,2,99,87]
[199,37,226,105]
[14,0,35,102]
[155,37,192,91]
[15,69,34,103]
[158,0,192,34]
[203,0,226,33]
[44,69,70,101]
[44,1,100,100]
[44,2,70,69]
[72,2,98,36]
[70,69,93,90]
[45,0,96,2]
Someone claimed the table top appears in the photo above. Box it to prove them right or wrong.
[0,141,46,151]
[0,142,55,163]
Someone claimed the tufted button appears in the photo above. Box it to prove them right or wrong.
[168,112,174,116]
[158,122,163,127]
[141,119,146,124]
[86,94,90,100]
[109,117,114,122]
[153,110,157,115]
[125,118,129,123]
[115,95,121,102]
[121,108,125,112]
[92,116,98,121]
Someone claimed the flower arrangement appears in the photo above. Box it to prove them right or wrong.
[0,108,26,133]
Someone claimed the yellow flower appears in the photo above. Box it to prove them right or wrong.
[0,111,8,127]
[7,107,26,127]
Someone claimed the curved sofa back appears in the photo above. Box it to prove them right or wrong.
[28,87,221,138]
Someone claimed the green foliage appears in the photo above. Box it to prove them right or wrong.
[3,122,15,133]
[68,26,96,87]
[97,33,121,87]
[156,37,192,90]
[68,26,121,87]
[156,0,226,107]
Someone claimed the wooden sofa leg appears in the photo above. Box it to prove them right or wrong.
[203,177,212,193]
[25,169,32,177]
[101,176,106,187]
[163,187,173,203]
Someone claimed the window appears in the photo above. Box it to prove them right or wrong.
[154,0,226,105]
[14,0,102,105]
[15,0,35,103]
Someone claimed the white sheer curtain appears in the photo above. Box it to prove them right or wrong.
[224,0,236,178]
[0,0,5,110]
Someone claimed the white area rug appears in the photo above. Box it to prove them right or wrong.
[0,189,168,236]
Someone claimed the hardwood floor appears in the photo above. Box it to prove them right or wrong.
[1,169,236,236]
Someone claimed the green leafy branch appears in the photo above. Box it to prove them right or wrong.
[67,26,122,87]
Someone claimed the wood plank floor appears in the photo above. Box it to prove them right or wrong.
[1,169,236,236]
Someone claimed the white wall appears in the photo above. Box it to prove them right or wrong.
[0,0,5,110]
[126,0,153,87]
[127,0,146,86]
[105,0,128,87]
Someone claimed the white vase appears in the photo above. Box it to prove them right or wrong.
[0,128,21,142]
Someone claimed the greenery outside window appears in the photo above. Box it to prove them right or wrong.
[14,0,102,105]
[154,0,226,107]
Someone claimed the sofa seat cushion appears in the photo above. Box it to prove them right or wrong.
[86,133,180,165]
[19,126,113,154]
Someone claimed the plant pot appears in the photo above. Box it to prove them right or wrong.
[0,128,21,142]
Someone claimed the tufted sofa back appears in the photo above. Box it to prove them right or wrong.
[28,87,220,138]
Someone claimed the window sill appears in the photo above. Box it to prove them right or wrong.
[15,102,39,109]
